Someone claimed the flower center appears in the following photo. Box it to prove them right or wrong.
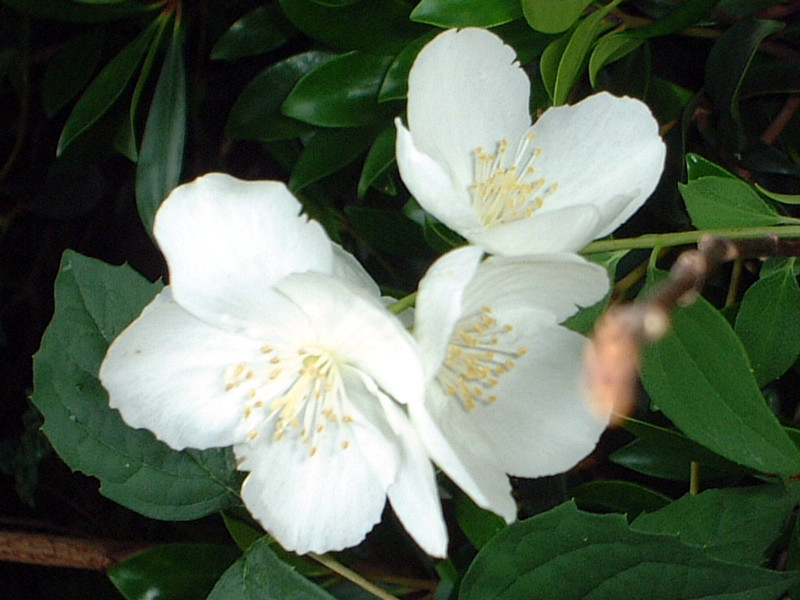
[470,132,558,227]
[224,345,353,457]
[436,306,528,411]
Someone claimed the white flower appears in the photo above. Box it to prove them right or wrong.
[410,245,611,521]
[395,27,666,256]
[99,173,447,557]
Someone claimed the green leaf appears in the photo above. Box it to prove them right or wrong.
[108,544,240,600]
[705,18,784,123]
[610,417,748,482]
[222,513,263,552]
[289,125,377,192]
[735,261,800,386]
[210,6,291,61]
[226,51,335,142]
[629,0,721,38]
[278,0,427,54]
[283,51,395,127]
[42,28,105,117]
[345,205,431,257]
[31,251,243,520]
[410,0,522,28]
[678,175,793,229]
[685,152,736,180]
[455,491,507,550]
[539,33,570,101]
[570,480,671,518]
[646,76,693,123]
[357,125,396,197]
[207,537,336,600]
[460,502,797,600]
[588,34,643,87]
[640,294,800,476]
[755,183,800,205]
[57,19,159,156]
[378,32,437,102]
[135,28,186,236]
[632,484,800,564]
[564,250,627,335]
[522,0,593,33]
[552,4,616,105]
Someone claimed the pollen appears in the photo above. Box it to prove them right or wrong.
[470,132,558,227]
[436,306,528,411]
[222,345,356,457]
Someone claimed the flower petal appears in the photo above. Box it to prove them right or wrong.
[154,173,334,330]
[405,28,531,189]
[530,92,666,237]
[99,288,262,450]
[464,253,610,323]
[414,245,485,379]
[276,272,425,406]
[395,121,481,234]
[466,205,602,255]
[450,325,608,478]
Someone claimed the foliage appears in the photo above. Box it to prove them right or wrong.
[2,0,800,599]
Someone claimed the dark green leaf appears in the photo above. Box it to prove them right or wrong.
[108,544,240,600]
[539,33,570,101]
[552,5,616,105]
[570,480,671,518]
[522,0,593,33]
[207,537,336,600]
[410,0,522,28]
[345,205,430,257]
[628,0,720,38]
[455,491,507,550]
[42,28,105,117]
[31,251,243,520]
[211,6,291,61]
[640,294,800,475]
[226,51,335,142]
[460,502,796,600]
[588,34,643,87]
[357,126,396,197]
[735,260,800,386]
[283,51,395,127]
[646,76,693,123]
[57,19,159,156]
[1,0,149,22]
[135,28,186,236]
[378,32,437,102]
[278,0,427,54]
[632,483,800,564]
[740,62,800,99]
[289,126,377,192]
[610,417,748,481]
[705,18,784,123]
[678,175,794,229]
[222,513,263,552]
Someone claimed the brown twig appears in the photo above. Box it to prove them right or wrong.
[583,234,800,421]
[0,530,152,571]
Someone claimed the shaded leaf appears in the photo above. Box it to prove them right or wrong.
[108,544,240,600]
[211,6,291,61]
[57,19,159,155]
[357,125,396,197]
[289,126,377,192]
[31,251,243,521]
[283,51,395,127]
[135,28,186,236]
[42,28,105,117]
[378,32,437,102]
[226,51,334,142]
[570,480,671,518]
[345,205,430,257]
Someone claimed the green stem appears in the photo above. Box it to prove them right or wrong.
[310,553,401,600]
[388,292,416,315]
[582,225,800,254]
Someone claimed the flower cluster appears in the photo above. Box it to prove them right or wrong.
[99,28,665,556]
